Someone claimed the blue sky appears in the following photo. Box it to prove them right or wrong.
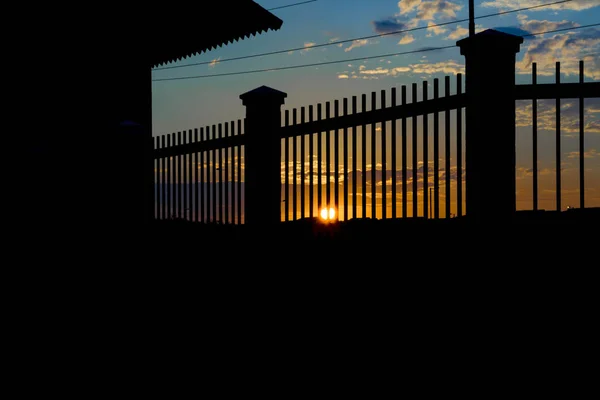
[151,0,599,134]
[152,0,600,213]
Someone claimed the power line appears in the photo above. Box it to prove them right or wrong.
[152,23,599,82]
[153,46,456,81]
[520,23,599,38]
[153,0,573,71]
[267,0,317,11]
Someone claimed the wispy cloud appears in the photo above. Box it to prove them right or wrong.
[346,60,463,78]
[371,17,415,34]
[516,29,600,79]
[360,67,390,75]
[516,99,600,134]
[345,39,373,52]
[481,0,599,12]
[338,74,350,79]
[427,21,448,36]
[446,25,469,40]
[398,0,422,15]
[301,42,317,54]
[567,149,599,159]
[409,60,465,75]
[415,0,463,20]
[398,34,416,44]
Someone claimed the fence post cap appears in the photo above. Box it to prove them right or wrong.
[457,29,523,55]
[240,85,288,105]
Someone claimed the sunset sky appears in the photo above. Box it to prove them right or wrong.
[151,0,600,219]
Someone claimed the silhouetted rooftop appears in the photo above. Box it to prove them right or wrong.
[147,1,283,67]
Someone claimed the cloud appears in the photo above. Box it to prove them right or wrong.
[345,39,371,52]
[371,17,413,34]
[427,21,448,36]
[338,74,349,79]
[416,0,463,21]
[567,149,600,159]
[329,37,344,48]
[409,60,465,75]
[398,34,416,44]
[495,19,580,39]
[520,19,580,34]
[301,42,317,54]
[446,25,469,40]
[398,0,422,15]
[360,67,390,75]
[389,67,412,76]
[345,61,463,78]
[516,99,600,134]
[481,0,599,12]
[516,29,600,79]
[208,57,221,68]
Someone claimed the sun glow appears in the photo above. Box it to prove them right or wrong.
[319,207,337,222]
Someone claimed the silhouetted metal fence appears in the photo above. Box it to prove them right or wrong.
[515,60,599,212]
[280,74,466,222]
[153,120,246,224]
[151,59,598,224]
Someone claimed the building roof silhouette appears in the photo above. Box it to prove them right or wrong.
[145,1,283,67]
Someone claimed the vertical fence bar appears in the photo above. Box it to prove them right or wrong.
[237,119,242,224]
[177,131,182,219]
[433,78,440,219]
[352,96,358,219]
[152,136,160,219]
[457,73,463,218]
[206,129,210,223]
[184,131,189,220]
[318,104,323,211]
[230,121,235,222]
[211,125,217,223]
[188,131,192,221]
[224,124,229,224]
[423,81,428,219]
[233,123,238,223]
[200,128,205,222]
[402,86,407,219]
[412,83,418,218]
[168,133,173,219]
[334,100,340,218]
[160,136,166,220]
[343,98,349,221]
[362,94,367,218]
[301,107,306,219]
[219,123,224,223]
[391,88,397,219]
[326,102,331,209]
[194,129,198,222]
[371,92,376,220]
[309,105,314,218]
[445,77,451,219]
[556,62,561,212]
[381,90,387,220]
[188,130,193,221]
[533,63,538,211]
[284,110,289,222]
[293,109,298,221]
[173,132,177,219]
[579,60,585,210]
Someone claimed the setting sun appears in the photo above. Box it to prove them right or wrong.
[319,207,337,222]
